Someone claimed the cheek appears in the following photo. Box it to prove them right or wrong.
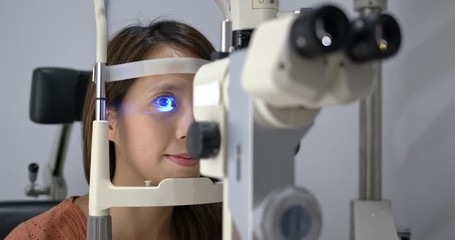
[122,116,174,158]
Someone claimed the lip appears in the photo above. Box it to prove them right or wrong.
[164,154,199,167]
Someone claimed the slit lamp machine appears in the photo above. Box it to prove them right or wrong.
[85,0,403,239]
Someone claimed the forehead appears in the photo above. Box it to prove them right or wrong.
[146,44,200,59]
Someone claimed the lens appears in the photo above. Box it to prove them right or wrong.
[281,205,311,239]
[290,5,350,58]
[346,13,402,62]
[254,186,322,240]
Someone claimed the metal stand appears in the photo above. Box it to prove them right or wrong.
[359,62,382,201]
[25,123,71,200]
[352,1,400,239]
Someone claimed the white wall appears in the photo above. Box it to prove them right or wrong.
[1,1,454,240]
[383,1,455,239]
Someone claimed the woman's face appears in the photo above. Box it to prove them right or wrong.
[108,44,201,186]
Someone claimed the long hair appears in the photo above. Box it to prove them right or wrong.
[81,20,221,239]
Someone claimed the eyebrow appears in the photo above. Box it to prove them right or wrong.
[149,82,182,93]
[152,83,179,91]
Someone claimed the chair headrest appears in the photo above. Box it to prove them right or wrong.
[29,67,90,124]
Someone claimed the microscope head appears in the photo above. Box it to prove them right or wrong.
[242,5,401,110]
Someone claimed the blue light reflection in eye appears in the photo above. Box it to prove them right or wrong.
[152,96,176,113]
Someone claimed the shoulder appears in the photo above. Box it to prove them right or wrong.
[5,196,87,240]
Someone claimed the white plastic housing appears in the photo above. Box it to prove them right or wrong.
[242,15,376,109]
[231,0,278,30]
[193,59,233,239]
[193,58,230,179]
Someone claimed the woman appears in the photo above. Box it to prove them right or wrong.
[7,20,222,240]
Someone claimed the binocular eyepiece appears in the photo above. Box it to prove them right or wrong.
[290,6,350,58]
[346,13,402,62]
[289,5,401,62]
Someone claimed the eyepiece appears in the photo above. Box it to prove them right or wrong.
[290,5,350,58]
[346,13,402,62]
[187,122,221,159]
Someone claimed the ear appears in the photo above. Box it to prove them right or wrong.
[106,109,119,143]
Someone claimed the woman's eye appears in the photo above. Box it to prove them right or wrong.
[152,96,177,113]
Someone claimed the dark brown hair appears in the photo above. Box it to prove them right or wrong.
[81,20,221,239]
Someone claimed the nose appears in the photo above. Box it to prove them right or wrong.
[176,101,195,140]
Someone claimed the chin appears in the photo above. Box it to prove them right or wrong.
[171,168,200,179]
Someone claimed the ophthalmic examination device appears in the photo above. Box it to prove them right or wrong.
[87,0,402,239]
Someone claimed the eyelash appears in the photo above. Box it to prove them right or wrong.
[151,95,177,113]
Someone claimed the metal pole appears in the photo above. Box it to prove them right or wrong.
[221,19,232,52]
[356,0,386,201]
[94,62,106,121]
[359,62,382,200]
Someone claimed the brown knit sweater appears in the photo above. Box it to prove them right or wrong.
[6,196,86,240]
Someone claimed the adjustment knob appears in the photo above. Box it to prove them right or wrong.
[187,122,221,159]
[28,163,39,184]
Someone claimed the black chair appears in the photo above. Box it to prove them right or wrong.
[0,67,89,238]
[0,200,60,238]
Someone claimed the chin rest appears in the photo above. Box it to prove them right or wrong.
[0,200,60,238]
